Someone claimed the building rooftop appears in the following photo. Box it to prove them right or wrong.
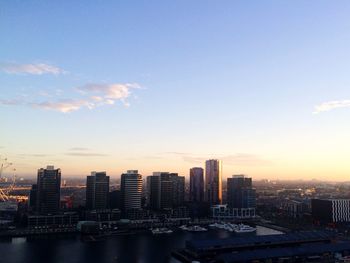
[217,242,350,262]
[186,231,335,251]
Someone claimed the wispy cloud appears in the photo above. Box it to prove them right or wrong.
[220,154,271,166]
[65,152,108,157]
[31,99,94,113]
[0,99,23,106]
[17,153,52,158]
[0,62,65,75]
[0,83,141,113]
[69,147,90,151]
[164,152,271,166]
[313,100,350,114]
[78,83,140,107]
[66,147,108,157]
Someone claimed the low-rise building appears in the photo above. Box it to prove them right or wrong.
[28,212,79,228]
[211,204,255,220]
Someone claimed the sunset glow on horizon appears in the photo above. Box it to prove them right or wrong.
[2,1,350,181]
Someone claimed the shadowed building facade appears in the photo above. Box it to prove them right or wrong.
[147,172,185,210]
[205,159,222,205]
[146,175,161,210]
[86,171,110,210]
[189,167,204,203]
[227,175,256,209]
[36,165,61,215]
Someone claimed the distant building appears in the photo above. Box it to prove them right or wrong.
[146,172,185,210]
[211,204,256,219]
[121,170,142,210]
[86,171,110,210]
[189,167,204,202]
[227,175,256,209]
[85,209,121,223]
[312,199,350,223]
[282,199,309,218]
[36,166,61,215]
[205,159,222,205]
[28,212,78,228]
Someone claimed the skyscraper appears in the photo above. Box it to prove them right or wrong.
[146,175,161,210]
[120,170,142,210]
[205,159,222,205]
[86,171,110,210]
[227,175,256,209]
[189,167,204,202]
[36,165,61,214]
[147,172,185,210]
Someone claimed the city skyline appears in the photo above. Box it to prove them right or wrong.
[2,1,350,181]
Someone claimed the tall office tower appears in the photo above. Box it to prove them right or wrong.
[159,172,185,209]
[120,170,142,210]
[36,165,61,214]
[173,175,185,206]
[205,159,222,205]
[146,175,161,210]
[147,172,185,210]
[86,171,110,210]
[189,167,204,202]
[227,175,256,209]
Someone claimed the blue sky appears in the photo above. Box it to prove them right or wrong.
[1,1,350,180]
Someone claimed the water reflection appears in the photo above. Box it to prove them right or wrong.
[0,227,282,263]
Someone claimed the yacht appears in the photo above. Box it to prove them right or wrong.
[234,224,256,233]
[151,228,173,235]
[179,225,188,230]
[209,222,238,232]
[209,222,226,229]
[186,225,208,232]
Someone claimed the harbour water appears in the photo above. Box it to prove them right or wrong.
[0,226,282,263]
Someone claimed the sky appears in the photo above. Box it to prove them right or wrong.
[1,1,350,181]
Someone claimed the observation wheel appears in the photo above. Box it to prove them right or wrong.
[0,156,16,201]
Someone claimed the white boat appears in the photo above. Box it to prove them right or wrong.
[179,225,188,230]
[227,223,238,229]
[186,225,208,232]
[210,222,240,232]
[234,224,256,233]
[224,225,234,232]
[209,222,227,229]
[151,228,173,234]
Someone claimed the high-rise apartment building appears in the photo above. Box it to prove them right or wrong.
[120,170,142,210]
[86,171,110,210]
[189,167,204,202]
[205,159,222,205]
[227,175,256,209]
[146,175,161,210]
[147,172,185,210]
[36,165,61,214]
